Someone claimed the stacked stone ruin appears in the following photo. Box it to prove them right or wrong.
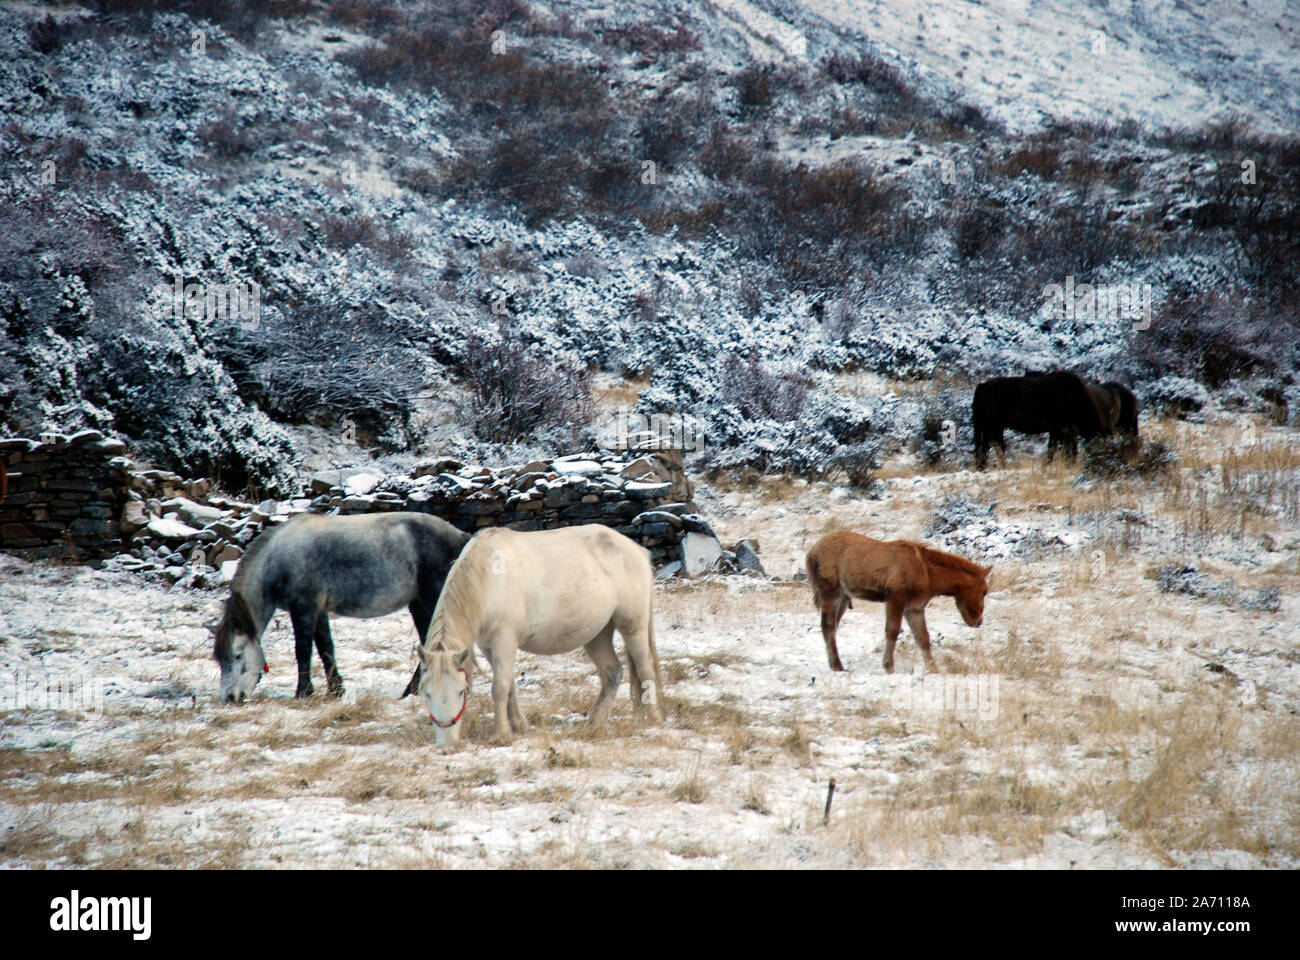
[0,433,761,584]
[0,430,134,559]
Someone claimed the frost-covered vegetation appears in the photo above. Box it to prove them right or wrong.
[1,0,1297,493]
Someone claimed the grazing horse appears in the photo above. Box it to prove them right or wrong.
[414,524,663,750]
[972,370,1108,468]
[210,512,468,703]
[806,531,990,673]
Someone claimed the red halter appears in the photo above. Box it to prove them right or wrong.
[428,670,468,729]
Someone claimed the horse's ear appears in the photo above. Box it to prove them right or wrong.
[983,564,993,577]
[453,649,471,669]
[413,642,429,666]
[203,618,219,635]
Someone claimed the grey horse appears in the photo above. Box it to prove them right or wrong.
[210,512,468,703]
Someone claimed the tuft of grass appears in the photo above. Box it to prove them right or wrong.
[670,759,709,804]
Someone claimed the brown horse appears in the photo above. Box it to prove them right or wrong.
[806,531,991,673]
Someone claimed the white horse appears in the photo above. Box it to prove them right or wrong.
[414,524,663,750]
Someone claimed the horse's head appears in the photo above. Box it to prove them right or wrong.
[211,594,264,704]
[415,641,472,751]
[955,565,993,627]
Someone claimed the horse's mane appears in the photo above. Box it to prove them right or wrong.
[422,532,495,675]
[231,517,297,592]
[916,542,987,579]
[213,519,291,659]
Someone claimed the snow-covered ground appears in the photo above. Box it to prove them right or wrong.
[2,414,1296,868]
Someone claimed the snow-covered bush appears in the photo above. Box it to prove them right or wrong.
[1142,376,1210,419]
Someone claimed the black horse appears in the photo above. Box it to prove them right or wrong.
[210,512,469,703]
[972,370,1111,469]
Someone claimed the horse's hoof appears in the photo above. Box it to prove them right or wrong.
[295,685,314,698]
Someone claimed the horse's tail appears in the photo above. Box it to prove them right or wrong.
[807,550,822,610]
[628,580,664,713]
[647,608,663,711]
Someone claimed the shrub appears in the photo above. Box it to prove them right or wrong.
[196,110,258,160]
[823,51,914,105]
[602,20,700,54]
[214,301,420,448]
[736,65,773,110]
[1133,288,1289,389]
[1142,376,1210,419]
[822,296,859,344]
[950,201,1009,262]
[460,320,593,442]
[719,350,811,423]
[916,407,948,467]
[28,14,85,54]
[1080,435,1178,480]
[318,212,414,262]
[826,439,884,493]
[990,137,1061,180]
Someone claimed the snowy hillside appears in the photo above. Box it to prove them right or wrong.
[1,0,1296,488]
[795,0,1300,134]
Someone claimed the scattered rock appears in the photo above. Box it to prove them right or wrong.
[734,540,766,577]
[146,516,201,541]
[681,532,725,576]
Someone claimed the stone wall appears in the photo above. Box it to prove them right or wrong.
[313,450,705,569]
[0,431,134,559]
[0,436,738,581]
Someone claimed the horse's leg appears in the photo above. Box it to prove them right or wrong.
[582,623,621,730]
[487,633,518,743]
[314,615,344,697]
[288,607,317,698]
[401,600,434,698]
[904,607,939,673]
[506,685,529,735]
[821,591,849,671]
[882,597,904,674]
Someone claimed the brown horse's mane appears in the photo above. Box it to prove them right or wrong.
[913,542,987,580]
